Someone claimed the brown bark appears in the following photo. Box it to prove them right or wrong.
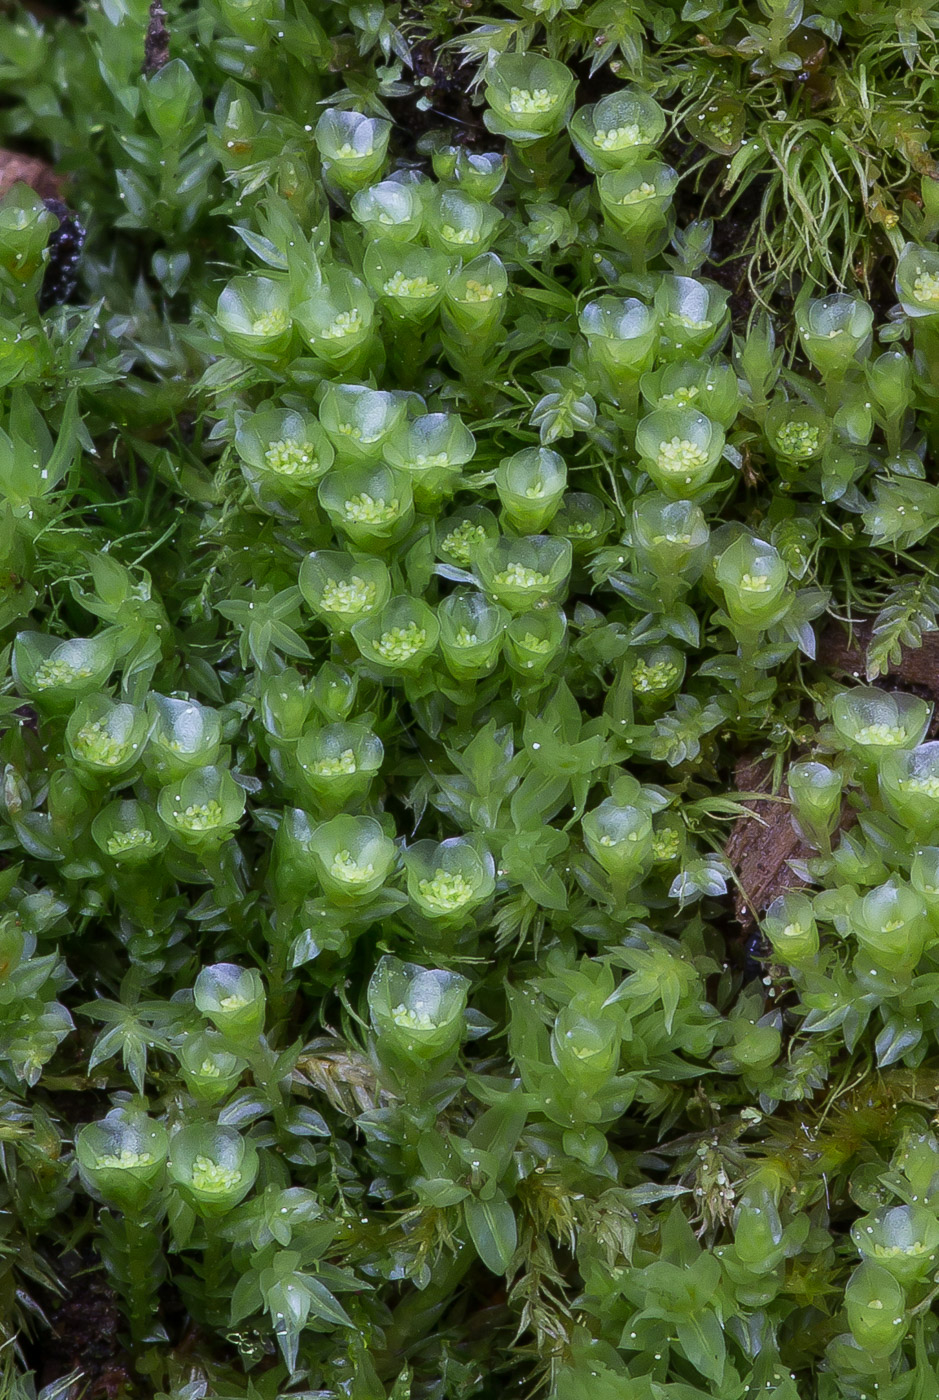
[0,150,63,202]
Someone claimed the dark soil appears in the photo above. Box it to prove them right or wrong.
[36,1251,133,1399]
[704,197,764,326]
[385,41,494,161]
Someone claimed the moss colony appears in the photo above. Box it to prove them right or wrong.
[5,0,939,1396]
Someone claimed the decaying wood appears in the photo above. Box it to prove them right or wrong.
[820,618,939,699]
[724,756,812,929]
[725,617,939,932]
[143,0,170,74]
[0,150,62,202]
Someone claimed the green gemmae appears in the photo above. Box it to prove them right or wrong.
[96,1148,155,1169]
[520,632,552,653]
[652,828,681,861]
[441,224,476,245]
[508,86,556,114]
[633,657,679,693]
[105,828,155,856]
[902,774,939,798]
[264,440,318,477]
[373,622,427,662]
[174,799,225,831]
[618,182,656,205]
[594,123,641,150]
[343,493,399,525]
[913,269,939,306]
[330,850,376,883]
[191,1155,242,1193]
[775,421,820,458]
[391,1003,436,1030]
[462,279,495,303]
[852,723,908,746]
[319,309,363,339]
[417,868,476,911]
[251,307,288,336]
[655,437,710,473]
[73,720,132,766]
[320,576,377,614]
[383,271,438,298]
[443,521,488,564]
[33,658,93,690]
[493,563,550,590]
[309,749,357,776]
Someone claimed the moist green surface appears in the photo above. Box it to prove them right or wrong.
[3,0,939,1396]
